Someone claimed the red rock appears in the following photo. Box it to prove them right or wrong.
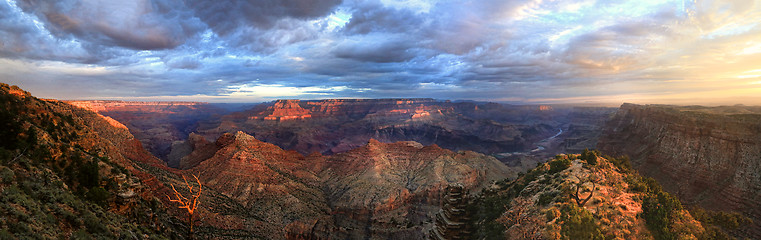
[250,100,312,121]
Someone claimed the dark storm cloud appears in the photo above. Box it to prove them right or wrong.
[188,0,342,32]
[16,0,205,51]
[342,1,423,35]
[332,37,420,63]
[186,0,342,51]
[165,57,202,70]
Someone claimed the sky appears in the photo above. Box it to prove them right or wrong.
[1,0,760,105]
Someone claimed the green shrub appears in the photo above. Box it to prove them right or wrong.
[626,175,661,193]
[581,149,598,165]
[78,160,100,189]
[609,155,632,172]
[691,207,752,239]
[548,158,572,174]
[641,189,682,240]
[71,229,92,240]
[559,203,603,240]
[83,212,109,234]
[0,166,14,183]
[0,229,14,240]
[537,191,558,206]
[86,187,110,206]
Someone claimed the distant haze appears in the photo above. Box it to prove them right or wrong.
[1,0,760,105]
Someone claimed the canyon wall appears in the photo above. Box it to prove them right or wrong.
[598,103,761,238]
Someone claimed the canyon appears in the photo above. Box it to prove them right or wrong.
[598,103,761,238]
[1,84,517,238]
[5,82,756,239]
[74,98,614,171]
[66,100,249,167]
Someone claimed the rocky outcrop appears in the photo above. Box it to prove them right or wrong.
[184,131,331,237]
[321,139,515,239]
[249,99,312,121]
[598,103,761,238]
[430,184,471,239]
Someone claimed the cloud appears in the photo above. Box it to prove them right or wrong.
[186,0,342,52]
[332,35,420,63]
[16,0,205,50]
[1,0,761,104]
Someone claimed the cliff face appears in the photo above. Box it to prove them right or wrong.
[249,98,441,122]
[250,99,313,121]
[598,103,761,238]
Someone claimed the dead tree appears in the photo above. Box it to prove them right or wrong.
[570,171,598,207]
[167,174,202,236]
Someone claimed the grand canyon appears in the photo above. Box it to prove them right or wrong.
[2,83,758,239]
[2,0,759,239]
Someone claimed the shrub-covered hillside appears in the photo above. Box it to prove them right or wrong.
[469,149,750,239]
[0,83,181,239]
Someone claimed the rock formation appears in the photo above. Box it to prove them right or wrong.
[321,138,514,238]
[430,184,471,240]
[598,103,761,238]
[249,99,312,121]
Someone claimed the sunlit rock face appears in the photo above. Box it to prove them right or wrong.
[249,99,313,121]
[598,103,761,238]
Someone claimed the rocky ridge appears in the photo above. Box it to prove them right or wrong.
[468,153,708,239]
